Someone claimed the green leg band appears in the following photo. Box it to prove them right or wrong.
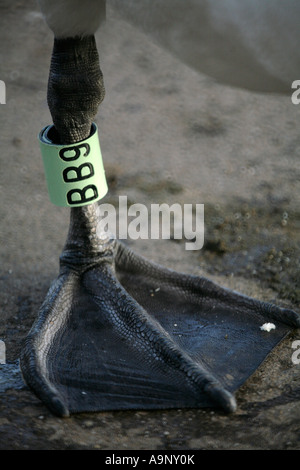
[39,123,108,207]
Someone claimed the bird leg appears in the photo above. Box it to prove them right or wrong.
[20,34,300,417]
[47,35,105,144]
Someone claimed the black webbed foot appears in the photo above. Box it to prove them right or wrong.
[20,203,300,417]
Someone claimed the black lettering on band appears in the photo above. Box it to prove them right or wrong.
[63,163,95,183]
[59,143,90,162]
[67,185,98,205]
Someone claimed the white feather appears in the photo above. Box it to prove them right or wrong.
[38,0,105,38]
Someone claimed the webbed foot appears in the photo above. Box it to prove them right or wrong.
[20,204,300,417]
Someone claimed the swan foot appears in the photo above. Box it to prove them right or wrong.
[20,223,299,417]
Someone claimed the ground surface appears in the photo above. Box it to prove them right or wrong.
[0,0,300,450]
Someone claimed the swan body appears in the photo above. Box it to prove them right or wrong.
[39,0,300,93]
